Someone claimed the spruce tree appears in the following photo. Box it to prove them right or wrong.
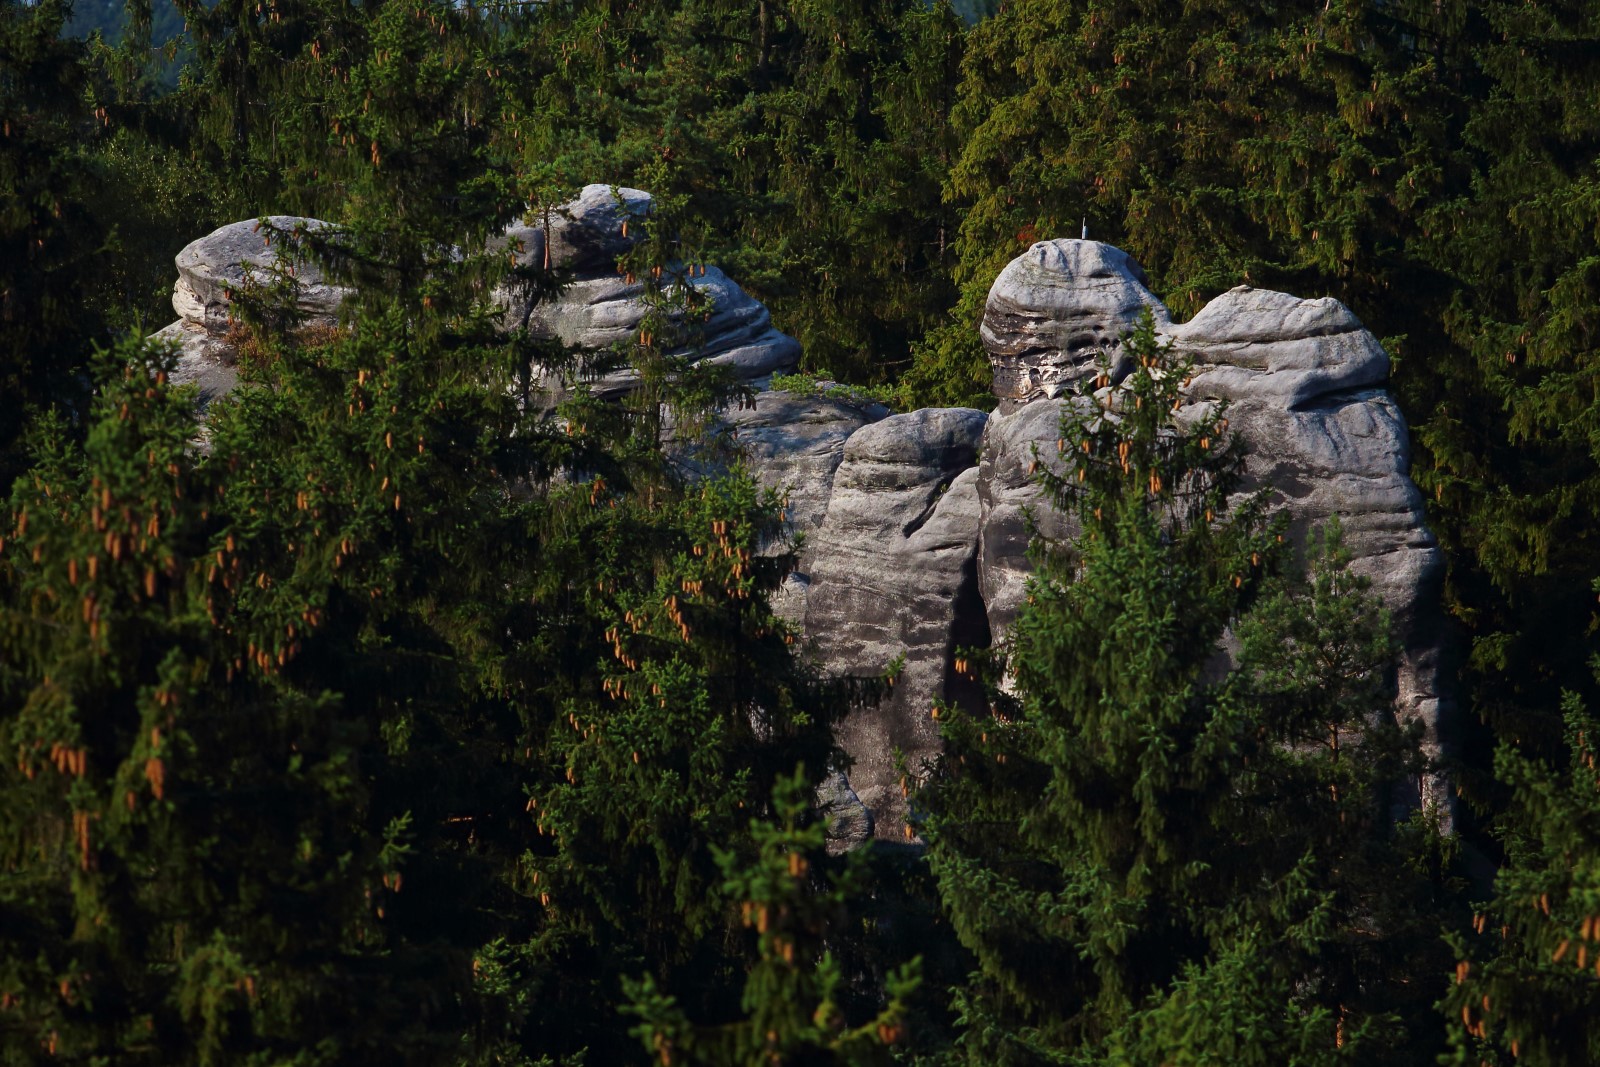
[919,313,1453,1065]
[904,0,1462,407]
[1439,643,1600,1066]
[0,0,114,480]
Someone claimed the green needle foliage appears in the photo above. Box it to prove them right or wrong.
[624,769,921,1067]
[920,313,1454,1065]
[1440,649,1600,1067]
[0,20,897,1051]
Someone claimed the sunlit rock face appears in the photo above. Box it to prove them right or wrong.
[1168,286,1448,811]
[970,245,1452,818]
[980,239,1170,411]
[151,186,798,408]
[151,204,1453,840]
[153,216,349,409]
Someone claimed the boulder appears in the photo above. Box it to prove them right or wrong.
[802,408,990,837]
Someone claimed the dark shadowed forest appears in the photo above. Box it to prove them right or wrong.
[2,1,1599,1063]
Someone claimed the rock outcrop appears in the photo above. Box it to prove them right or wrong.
[801,409,990,835]
[501,185,800,397]
[971,240,1450,813]
[154,186,798,409]
[1170,285,1448,808]
[981,239,1169,410]
[154,216,348,408]
[149,205,1452,840]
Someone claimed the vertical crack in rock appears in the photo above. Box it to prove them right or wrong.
[802,409,989,839]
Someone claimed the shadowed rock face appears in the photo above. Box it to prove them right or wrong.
[801,409,990,836]
[495,183,653,285]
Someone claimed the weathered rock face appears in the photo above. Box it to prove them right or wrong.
[801,408,990,835]
[496,183,653,289]
[149,204,1453,839]
[530,267,801,398]
[691,389,890,627]
[154,216,349,408]
[981,239,1170,410]
[1169,286,1448,808]
[973,398,1077,641]
[153,186,798,408]
[501,185,800,397]
[972,241,1451,813]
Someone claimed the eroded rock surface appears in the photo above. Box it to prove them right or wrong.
[1170,286,1448,806]
[974,241,1450,813]
[152,187,798,408]
[981,239,1169,410]
[501,185,800,397]
[802,409,990,835]
[148,207,1453,839]
[154,216,350,409]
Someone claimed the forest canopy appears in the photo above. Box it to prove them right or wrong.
[2,0,1599,1063]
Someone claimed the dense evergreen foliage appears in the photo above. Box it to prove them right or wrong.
[2,0,1599,1061]
[921,318,1456,1064]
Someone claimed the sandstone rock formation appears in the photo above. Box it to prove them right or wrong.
[971,240,1450,814]
[149,204,1452,840]
[800,409,990,835]
[981,239,1169,410]
[500,185,800,398]
[1171,285,1448,810]
[710,390,890,623]
[154,216,348,408]
[154,186,798,408]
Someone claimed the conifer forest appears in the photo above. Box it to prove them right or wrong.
[3,1,1600,1063]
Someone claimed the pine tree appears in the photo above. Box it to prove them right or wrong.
[919,313,1453,1065]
